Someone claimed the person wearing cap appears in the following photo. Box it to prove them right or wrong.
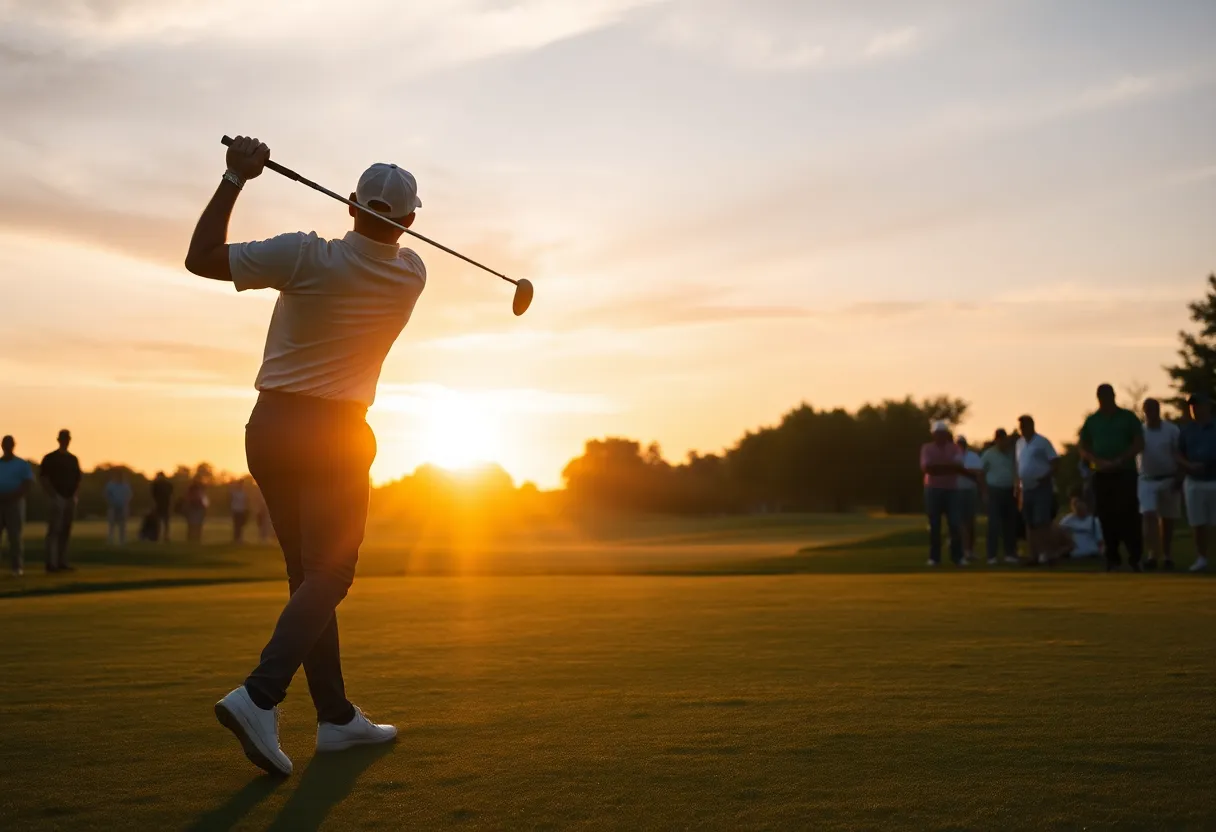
[1015,415,1059,565]
[981,428,1020,565]
[1177,393,1216,572]
[1079,383,1145,571]
[955,435,983,563]
[1138,398,1181,571]
[39,429,81,573]
[920,421,965,567]
[184,136,423,775]
[0,435,35,576]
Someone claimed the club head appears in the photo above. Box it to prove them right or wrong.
[512,278,534,316]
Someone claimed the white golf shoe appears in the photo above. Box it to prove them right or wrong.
[215,686,293,777]
[316,706,398,753]
[1190,557,1209,573]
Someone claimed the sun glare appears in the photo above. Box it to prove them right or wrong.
[417,392,504,471]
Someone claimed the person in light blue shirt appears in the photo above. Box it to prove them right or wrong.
[980,429,1019,565]
[0,435,35,575]
[104,470,134,547]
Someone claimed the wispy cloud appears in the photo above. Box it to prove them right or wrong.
[863,26,920,59]
[650,1,927,72]
[375,382,618,415]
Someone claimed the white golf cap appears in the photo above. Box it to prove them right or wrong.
[931,420,950,434]
[356,163,421,218]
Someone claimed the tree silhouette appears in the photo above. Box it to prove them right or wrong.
[1167,273,1216,407]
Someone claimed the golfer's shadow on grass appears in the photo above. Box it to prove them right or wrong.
[189,743,395,832]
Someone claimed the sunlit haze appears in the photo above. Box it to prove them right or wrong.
[2,0,1214,486]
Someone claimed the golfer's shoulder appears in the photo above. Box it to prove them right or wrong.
[394,247,426,284]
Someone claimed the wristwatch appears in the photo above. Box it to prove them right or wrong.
[222,170,245,189]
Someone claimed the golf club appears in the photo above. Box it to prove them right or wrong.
[221,136,533,316]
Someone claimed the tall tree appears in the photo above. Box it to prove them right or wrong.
[1167,274,1216,405]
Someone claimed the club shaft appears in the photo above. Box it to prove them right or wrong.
[221,136,517,286]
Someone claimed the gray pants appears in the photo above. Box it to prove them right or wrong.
[242,391,375,725]
[107,506,129,546]
[46,496,74,569]
[0,500,24,572]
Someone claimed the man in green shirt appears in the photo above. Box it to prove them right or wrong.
[1079,383,1144,571]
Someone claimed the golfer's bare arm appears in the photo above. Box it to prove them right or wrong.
[185,136,269,281]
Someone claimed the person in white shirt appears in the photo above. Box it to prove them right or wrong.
[230,479,250,544]
[1054,491,1105,560]
[1016,415,1060,565]
[1138,398,1181,571]
[185,136,410,776]
[956,436,984,562]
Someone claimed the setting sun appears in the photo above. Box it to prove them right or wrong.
[416,390,504,471]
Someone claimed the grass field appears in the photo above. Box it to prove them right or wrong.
[1,516,1214,830]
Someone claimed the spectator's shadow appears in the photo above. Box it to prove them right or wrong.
[187,775,282,831]
[265,743,396,832]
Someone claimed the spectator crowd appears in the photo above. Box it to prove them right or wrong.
[920,383,1214,573]
[0,430,272,577]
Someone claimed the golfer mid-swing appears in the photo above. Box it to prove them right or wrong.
[185,136,425,775]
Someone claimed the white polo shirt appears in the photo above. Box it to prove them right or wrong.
[1139,421,1180,479]
[230,231,426,406]
[1016,433,1058,485]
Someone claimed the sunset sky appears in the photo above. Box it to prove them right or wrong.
[2,0,1215,487]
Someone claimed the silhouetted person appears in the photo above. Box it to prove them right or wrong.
[230,479,250,543]
[184,477,209,544]
[1138,398,1181,571]
[39,429,81,573]
[956,436,983,562]
[1079,383,1144,571]
[151,472,174,542]
[920,421,965,567]
[186,136,413,773]
[104,470,133,546]
[1177,393,1216,572]
[1016,415,1059,565]
[981,428,1019,565]
[0,435,35,576]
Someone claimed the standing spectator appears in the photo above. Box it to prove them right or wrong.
[920,421,965,567]
[981,429,1020,565]
[1016,415,1059,565]
[251,484,274,545]
[104,470,134,546]
[1177,393,1216,572]
[39,429,81,573]
[151,471,175,543]
[184,477,209,544]
[1079,383,1145,571]
[1138,398,1181,571]
[230,479,250,543]
[0,436,34,576]
[956,436,983,563]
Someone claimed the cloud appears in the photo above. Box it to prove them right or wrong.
[3,0,663,60]
[863,26,920,59]
[649,1,927,72]
[375,382,618,415]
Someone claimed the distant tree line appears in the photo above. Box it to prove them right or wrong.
[562,396,969,515]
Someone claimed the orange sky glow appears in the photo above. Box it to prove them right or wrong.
[2,1,1214,487]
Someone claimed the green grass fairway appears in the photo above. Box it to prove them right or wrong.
[3,566,1216,829]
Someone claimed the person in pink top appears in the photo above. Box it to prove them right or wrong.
[920,420,966,567]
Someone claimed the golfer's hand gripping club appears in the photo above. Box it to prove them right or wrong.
[220,135,533,316]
